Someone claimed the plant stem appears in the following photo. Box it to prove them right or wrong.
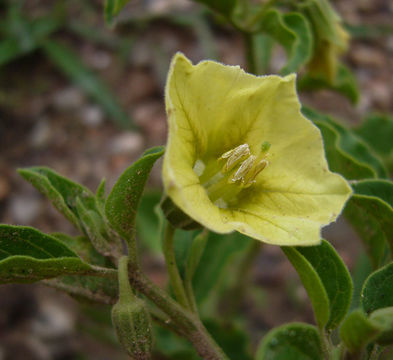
[127,229,140,268]
[128,266,229,360]
[319,328,332,360]
[162,221,191,309]
[243,32,257,75]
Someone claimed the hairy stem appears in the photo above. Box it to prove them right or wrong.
[128,266,229,360]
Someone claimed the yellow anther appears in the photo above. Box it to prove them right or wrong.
[243,159,269,186]
[219,144,250,172]
[231,155,256,183]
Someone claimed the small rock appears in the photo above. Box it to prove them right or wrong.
[30,119,51,148]
[110,132,144,155]
[79,105,104,127]
[350,45,386,68]
[52,87,85,111]
[9,195,42,224]
[31,301,74,340]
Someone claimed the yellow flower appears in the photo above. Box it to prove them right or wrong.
[162,53,351,246]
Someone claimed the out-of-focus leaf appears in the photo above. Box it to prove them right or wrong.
[205,319,252,360]
[0,16,60,66]
[193,232,252,304]
[354,114,393,173]
[362,262,393,314]
[42,40,134,129]
[136,190,162,253]
[370,307,393,346]
[193,0,237,17]
[257,9,312,74]
[0,225,94,283]
[255,322,322,360]
[299,65,359,104]
[344,180,393,268]
[105,146,165,244]
[339,309,381,353]
[302,107,387,179]
[104,0,131,25]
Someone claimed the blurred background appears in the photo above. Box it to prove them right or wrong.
[0,0,392,359]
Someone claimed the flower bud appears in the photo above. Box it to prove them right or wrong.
[112,256,153,359]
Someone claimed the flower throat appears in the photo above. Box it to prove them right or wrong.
[193,142,270,208]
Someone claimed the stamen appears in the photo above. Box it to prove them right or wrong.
[219,144,250,172]
[243,159,269,186]
[231,155,256,183]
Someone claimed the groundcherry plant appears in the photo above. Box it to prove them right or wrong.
[2,0,393,360]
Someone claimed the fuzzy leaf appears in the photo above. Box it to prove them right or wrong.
[344,180,393,268]
[105,146,165,243]
[0,225,93,283]
[283,240,352,330]
[18,167,97,231]
[255,322,322,360]
[339,309,381,353]
[362,262,393,315]
[303,107,386,179]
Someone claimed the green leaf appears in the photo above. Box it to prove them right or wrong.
[370,307,393,346]
[18,166,97,230]
[52,234,106,266]
[104,0,131,25]
[193,231,252,304]
[45,275,118,305]
[0,225,93,283]
[282,246,329,328]
[258,9,312,74]
[76,198,118,258]
[344,179,393,268]
[299,65,359,104]
[255,322,323,360]
[302,107,387,179]
[362,262,393,314]
[283,240,353,330]
[339,309,381,353]
[105,146,165,244]
[19,167,121,258]
[354,114,393,173]
[42,40,134,129]
[193,0,237,17]
[185,230,208,282]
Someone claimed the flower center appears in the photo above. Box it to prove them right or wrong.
[193,142,270,208]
